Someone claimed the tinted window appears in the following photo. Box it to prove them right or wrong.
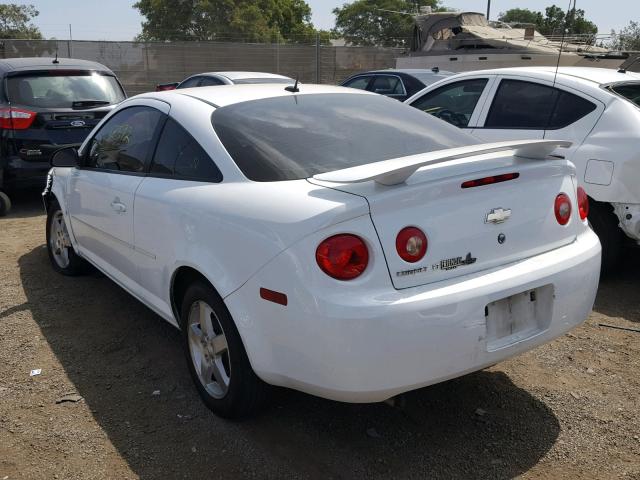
[608,82,640,107]
[199,77,225,86]
[343,76,371,90]
[178,77,202,89]
[7,71,124,108]
[371,76,404,95]
[486,79,596,129]
[151,118,222,182]
[86,106,163,172]
[410,78,488,128]
[548,90,596,129]
[211,93,474,182]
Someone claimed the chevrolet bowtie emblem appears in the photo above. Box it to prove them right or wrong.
[485,208,512,224]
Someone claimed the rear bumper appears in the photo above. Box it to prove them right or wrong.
[225,229,601,403]
[2,156,49,190]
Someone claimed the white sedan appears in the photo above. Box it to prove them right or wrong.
[405,66,640,272]
[44,83,601,418]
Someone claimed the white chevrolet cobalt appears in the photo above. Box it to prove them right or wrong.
[44,83,601,418]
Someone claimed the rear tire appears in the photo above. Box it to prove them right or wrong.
[181,281,269,419]
[588,200,623,275]
[46,200,90,275]
[0,191,10,216]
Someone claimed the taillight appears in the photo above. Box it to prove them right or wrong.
[554,193,572,225]
[316,234,369,280]
[395,226,427,263]
[0,107,36,130]
[577,186,589,221]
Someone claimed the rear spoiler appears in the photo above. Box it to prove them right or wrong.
[313,140,571,186]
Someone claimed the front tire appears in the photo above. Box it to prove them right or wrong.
[46,200,90,275]
[181,281,269,419]
[588,200,623,274]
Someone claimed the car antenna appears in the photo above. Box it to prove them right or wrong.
[285,75,300,93]
[52,49,59,64]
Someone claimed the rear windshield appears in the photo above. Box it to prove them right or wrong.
[211,93,474,181]
[7,71,125,109]
[233,78,293,85]
[608,82,640,107]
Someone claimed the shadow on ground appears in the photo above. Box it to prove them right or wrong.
[19,246,560,479]
[593,246,640,323]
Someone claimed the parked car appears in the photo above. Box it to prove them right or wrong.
[0,57,126,216]
[156,71,295,91]
[405,66,640,271]
[340,68,454,101]
[44,84,600,418]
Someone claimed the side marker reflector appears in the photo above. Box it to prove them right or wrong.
[260,288,288,306]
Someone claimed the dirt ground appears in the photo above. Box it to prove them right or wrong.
[1,192,639,480]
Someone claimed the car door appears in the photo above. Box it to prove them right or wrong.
[407,76,495,130]
[67,100,167,287]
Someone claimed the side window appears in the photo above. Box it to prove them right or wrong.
[410,78,488,128]
[85,106,163,172]
[178,77,202,89]
[199,77,225,86]
[343,76,371,90]
[151,117,222,182]
[548,90,597,129]
[485,79,557,129]
[371,76,404,95]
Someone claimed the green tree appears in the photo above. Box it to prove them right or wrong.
[332,0,442,47]
[497,5,597,36]
[134,0,323,43]
[610,21,640,51]
[0,3,42,39]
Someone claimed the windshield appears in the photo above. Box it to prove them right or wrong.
[608,82,640,107]
[211,93,474,182]
[233,78,294,85]
[7,71,125,109]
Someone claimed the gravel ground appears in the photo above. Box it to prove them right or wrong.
[1,193,639,480]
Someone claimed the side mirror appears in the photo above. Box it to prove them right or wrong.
[51,147,79,167]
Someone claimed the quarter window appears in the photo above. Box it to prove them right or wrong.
[199,77,225,86]
[485,79,596,129]
[85,106,163,172]
[151,117,222,182]
[178,77,202,89]
[410,78,488,128]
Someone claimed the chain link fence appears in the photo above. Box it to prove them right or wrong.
[0,39,405,95]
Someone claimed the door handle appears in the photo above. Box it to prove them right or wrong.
[110,199,127,213]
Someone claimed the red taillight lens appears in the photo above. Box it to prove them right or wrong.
[316,234,369,280]
[395,226,428,263]
[0,107,36,130]
[577,186,589,221]
[554,193,572,225]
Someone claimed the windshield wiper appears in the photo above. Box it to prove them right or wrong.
[72,100,111,109]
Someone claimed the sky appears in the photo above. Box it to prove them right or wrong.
[27,0,638,41]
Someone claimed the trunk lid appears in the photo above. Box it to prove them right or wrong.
[311,152,580,289]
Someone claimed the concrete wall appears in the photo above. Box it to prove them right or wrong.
[0,39,404,95]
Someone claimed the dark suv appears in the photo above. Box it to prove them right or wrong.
[0,57,126,215]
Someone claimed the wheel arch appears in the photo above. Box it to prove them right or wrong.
[170,265,222,328]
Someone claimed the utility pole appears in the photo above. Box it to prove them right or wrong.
[486,0,491,20]
[68,24,73,57]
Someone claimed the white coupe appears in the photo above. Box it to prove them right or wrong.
[44,83,601,418]
[405,66,640,272]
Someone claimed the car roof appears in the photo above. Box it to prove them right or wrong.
[368,68,456,76]
[450,66,640,85]
[145,84,373,108]
[199,71,293,81]
[0,57,115,74]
